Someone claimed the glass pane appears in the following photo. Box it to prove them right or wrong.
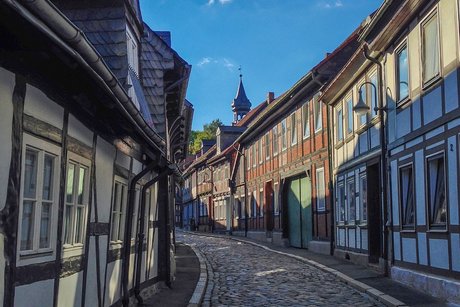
[423,16,439,82]
[64,204,73,244]
[338,184,345,222]
[303,104,310,137]
[428,157,446,225]
[337,109,343,141]
[24,149,38,199]
[315,100,322,131]
[75,206,84,244]
[77,167,87,205]
[401,167,414,226]
[347,180,356,222]
[42,154,54,201]
[347,98,353,133]
[66,163,76,203]
[360,176,367,221]
[20,201,34,250]
[398,47,409,100]
[291,113,297,144]
[39,202,51,248]
[370,74,378,117]
[360,87,367,125]
[111,212,119,241]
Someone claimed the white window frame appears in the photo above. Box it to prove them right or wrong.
[302,102,310,139]
[63,152,90,255]
[316,168,326,212]
[259,188,264,217]
[346,177,356,223]
[395,41,410,104]
[399,163,415,230]
[359,172,367,224]
[273,125,279,156]
[425,151,447,230]
[265,133,270,160]
[126,26,139,74]
[421,8,441,87]
[290,111,297,146]
[345,93,353,135]
[110,176,128,244]
[18,134,61,263]
[281,119,287,150]
[336,105,344,142]
[314,97,322,133]
[274,182,279,215]
[259,138,263,164]
[337,180,345,223]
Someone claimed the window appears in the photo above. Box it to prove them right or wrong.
[111,178,128,242]
[240,196,245,219]
[302,102,310,138]
[19,138,60,254]
[274,183,279,215]
[252,144,256,167]
[314,97,322,132]
[265,133,270,159]
[281,119,287,150]
[359,173,367,222]
[422,12,440,84]
[259,190,264,217]
[426,153,446,227]
[337,181,345,222]
[346,96,353,134]
[359,84,367,126]
[63,155,90,247]
[251,192,257,217]
[396,44,409,102]
[316,168,325,211]
[337,107,343,142]
[347,178,355,223]
[259,139,263,164]
[273,126,279,155]
[399,164,415,228]
[370,73,378,118]
[291,112,297,146]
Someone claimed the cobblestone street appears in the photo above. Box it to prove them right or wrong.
[178,233,383,306]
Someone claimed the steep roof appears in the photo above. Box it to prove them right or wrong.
[231,78,251,112]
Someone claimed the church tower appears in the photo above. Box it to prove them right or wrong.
[231,71,251,125]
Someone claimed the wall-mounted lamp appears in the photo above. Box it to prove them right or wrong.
[354,81,388,115]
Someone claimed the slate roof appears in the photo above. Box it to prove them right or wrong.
[232,78,251,112]
[141,22,175,136]
[59,6,129,87]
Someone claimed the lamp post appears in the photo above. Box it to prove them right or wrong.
[353,54,390,274]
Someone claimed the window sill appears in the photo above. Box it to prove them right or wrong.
[396,97,411,109]
[303,134,310,140]
[422,74,442,92]
[19,248,53,259]
[400,228,416,233]
[334,141,344,150]
[344,134,354,142]
[427,227,448,233]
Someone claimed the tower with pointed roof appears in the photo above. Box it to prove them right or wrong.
[231,71,251,125]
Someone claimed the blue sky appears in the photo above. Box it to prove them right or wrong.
[140,0,382,130]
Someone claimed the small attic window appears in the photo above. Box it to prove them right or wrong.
[126,26,139,75]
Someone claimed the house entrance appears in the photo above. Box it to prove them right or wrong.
[286,175,312,248]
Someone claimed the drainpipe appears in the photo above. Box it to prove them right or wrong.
[134,167,173,304]
[362,45,389,275]
[312,71,336,255]
[326,104,335,256]
[122,162,158,306]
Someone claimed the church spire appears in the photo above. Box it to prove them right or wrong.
[231,67,251,125]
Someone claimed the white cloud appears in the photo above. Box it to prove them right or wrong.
[207,0,232,5]
[197,57,213,66]
[196,57,235,71]
[223,58,235,70]
[318,0,343,9]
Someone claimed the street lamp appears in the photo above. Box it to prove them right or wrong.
[354,81,388,115]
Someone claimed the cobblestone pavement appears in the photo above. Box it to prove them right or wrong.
[178,233,384,307]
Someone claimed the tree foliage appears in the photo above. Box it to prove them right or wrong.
[189,119,222,154]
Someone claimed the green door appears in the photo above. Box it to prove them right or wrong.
[287,176,312,248]
[300,176,312,248]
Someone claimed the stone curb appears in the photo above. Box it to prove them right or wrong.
[181,231,408,307]
[185,243,208,307]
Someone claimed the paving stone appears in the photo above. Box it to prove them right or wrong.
[178,233,384,307]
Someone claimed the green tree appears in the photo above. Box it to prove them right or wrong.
[188,119,223,154]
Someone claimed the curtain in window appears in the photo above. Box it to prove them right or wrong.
[429,157,446,225]
[401,167,414,226]
[423,16,439,83]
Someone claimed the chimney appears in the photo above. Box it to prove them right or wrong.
[267,92,275,104]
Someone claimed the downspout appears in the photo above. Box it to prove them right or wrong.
[326,104,335,256]
[362,45,389,275]
[313,71,335,256]
[134,167,173,304]
[122,162,157,306]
